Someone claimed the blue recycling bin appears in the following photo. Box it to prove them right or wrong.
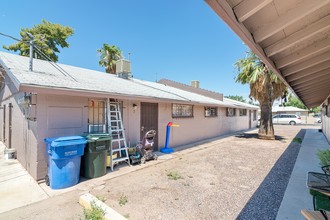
[44,136,87,189]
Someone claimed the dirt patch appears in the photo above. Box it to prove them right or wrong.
[89,125,312,220]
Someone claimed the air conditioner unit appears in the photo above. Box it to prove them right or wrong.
[116,59,131,74]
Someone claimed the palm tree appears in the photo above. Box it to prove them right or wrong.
[97,44,122,74]
[234,51,287,140]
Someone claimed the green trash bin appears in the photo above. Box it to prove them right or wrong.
[81,133,111,178]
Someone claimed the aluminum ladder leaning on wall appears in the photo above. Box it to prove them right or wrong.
[107,98,130,171]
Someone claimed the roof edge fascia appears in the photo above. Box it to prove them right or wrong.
[19,84,235,107]
[0,57,21,91]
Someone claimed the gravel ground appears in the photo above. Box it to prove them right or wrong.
[89,125,312,220]
[236,128,306,220]
[0,125,315,220]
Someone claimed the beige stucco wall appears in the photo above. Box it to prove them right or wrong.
[0,75,39,178]
[158,104,257,148]
[122,100,141,147]
[322,115,330,143]
[1,87,258,180]
[36,94,89,180]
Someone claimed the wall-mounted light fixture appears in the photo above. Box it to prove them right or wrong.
[133,104,137,110]
[18,94,31,108]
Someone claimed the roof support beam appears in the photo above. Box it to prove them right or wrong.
[275,38,330,69]
[290,68,330,87]
[265,15,330,57]
[205,0,308,106]
[286,61,330,82]
[294,80,330,93]
[205,0,291,88]
[282,51,330,76]
[298,93,330,103]
[253,0,329,43]
[296,93,330,106]
[292,77,330,91]
[307,100,328,107]
[233,0,272,23]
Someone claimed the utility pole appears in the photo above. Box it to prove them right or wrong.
[27,32,34,71]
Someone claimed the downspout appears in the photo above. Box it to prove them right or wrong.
[3,104,5,143]
[8,103,12,149]
[106,98,111,134]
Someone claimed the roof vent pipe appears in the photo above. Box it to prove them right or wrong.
[191,80,200,88]
[27,32,34,72]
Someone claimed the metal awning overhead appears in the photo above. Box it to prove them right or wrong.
[206,0,330,108]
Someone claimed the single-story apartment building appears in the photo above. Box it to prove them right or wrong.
[0,52,258,180]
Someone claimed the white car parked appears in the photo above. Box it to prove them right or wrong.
[272,114,302,125]
[315,117,322,123]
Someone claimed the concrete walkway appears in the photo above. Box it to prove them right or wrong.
[276,128,330,220]
[0,140,176,213]
[0,143,48,213]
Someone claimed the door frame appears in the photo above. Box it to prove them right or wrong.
[249,110,252,129]
[140,102,159,150]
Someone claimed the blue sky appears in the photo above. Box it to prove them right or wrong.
[0,0,250,100]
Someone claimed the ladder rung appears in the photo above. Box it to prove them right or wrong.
[111,129,123,133]
[112,138,126,142]
[112,148,128,152]
[112,157,129,163]
[109,100,130,169]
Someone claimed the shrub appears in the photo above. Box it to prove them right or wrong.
[118,194,128,206]
[317,150,330,167]
[83,202,105,220]
[293,137,302,144]
[167,171,182,180]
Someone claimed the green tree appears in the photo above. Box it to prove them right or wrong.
[234,51,287,139]
[97,44,122,74]
[285,93,321,113]
[285,94,307,109]
[3,20,74,62]
[311,106,321,114]
[225,95,246,103]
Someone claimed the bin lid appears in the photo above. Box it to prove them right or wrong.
[44,136,87,147]
[86,133,111,142]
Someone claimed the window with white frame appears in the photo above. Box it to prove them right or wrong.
[172,104,193,118]
[204,107,217,117]
[239,109,247,116]
[227,108,236,117]
[253,110,257,121]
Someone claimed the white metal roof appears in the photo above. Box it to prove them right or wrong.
[223,98,259,109]
[272,106,309,112]
[0,52,258,109]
